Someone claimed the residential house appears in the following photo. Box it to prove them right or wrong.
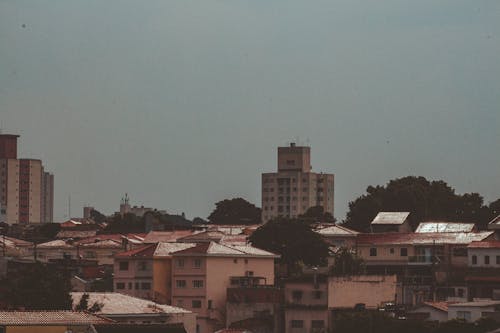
[0,236,32,258]
[467,241,500,299]
[448,300,500,322]
[408,301,449,322]
[284,274,328,333]
[370,212,412,233]
[71,292,196,333]
[113,242,196,303]
[356,231,494,304]
[171,242,278,333]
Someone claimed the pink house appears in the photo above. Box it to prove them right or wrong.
[171,241,279,333]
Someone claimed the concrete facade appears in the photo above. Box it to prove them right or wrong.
[0,135,54,225]
[261,143,334,223]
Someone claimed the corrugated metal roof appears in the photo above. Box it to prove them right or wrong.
[0,311,112,325]
[357,231,493,245]
[371,212,410,225]
[172,241,279,258]
[71,292,191,315]
[415,222,475,233]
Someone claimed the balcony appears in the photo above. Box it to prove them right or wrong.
[408,255,444,265]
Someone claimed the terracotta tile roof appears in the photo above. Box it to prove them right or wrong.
[177,231,225,242]
[371,212,410,225]
[56,230,98,239]
[357,231,493,246]
[143,231,196,243]
[71,292,192,315]
[422,301,450,312]
[0,236,33,248]
[468,241,500,249]
[0,311,112,325]
[114,244,157,258]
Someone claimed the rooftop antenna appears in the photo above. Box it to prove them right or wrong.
[68,194,71,219]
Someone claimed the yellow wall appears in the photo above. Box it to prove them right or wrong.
[153,256,172,304]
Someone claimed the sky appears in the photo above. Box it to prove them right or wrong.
[0,0,499,222]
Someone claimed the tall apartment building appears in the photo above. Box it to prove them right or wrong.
[261,143,334,223]
[0,134,54,224]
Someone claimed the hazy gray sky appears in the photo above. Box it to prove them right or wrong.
[1,0,499,222]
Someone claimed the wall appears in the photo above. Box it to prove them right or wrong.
[153,257,173,304]
[284,308,328,333]
[328,275,397,309]
[448,305,496,322]
[6,325,89,333]
[469,248,500,268]
[357,245,414,263]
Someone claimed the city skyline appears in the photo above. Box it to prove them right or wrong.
[1,0,499,221]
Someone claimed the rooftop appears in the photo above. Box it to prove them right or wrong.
[143,231,196,243]
[0,311,112,325]
[357,231,494,246]
[468,241,500,249]
[316,224,359,236]
[422,301,450,312]
[172,241,279,258]
[449,300,500,307]
[415,222,476,233]
[371,212,410,225]
[71,292,191,315]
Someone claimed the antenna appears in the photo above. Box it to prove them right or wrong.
[68,194,71,219]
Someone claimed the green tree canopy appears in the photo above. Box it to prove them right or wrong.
[0,262,72,310]
[208,198,261,225]
[344,176,499,232]
[249,217,329,269]
[298,205,336,224]
[330,247,365,276]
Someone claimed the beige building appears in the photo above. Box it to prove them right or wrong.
[261,143,334,223]
[0,134,54,225]
[171,242,278,333]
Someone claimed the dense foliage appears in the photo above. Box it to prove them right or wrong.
[0,262,72,310]
[249,217,329,269]
[344,176,499,232]
[298,205,336,224]
[330,247,365,276]
[208,198,262,225]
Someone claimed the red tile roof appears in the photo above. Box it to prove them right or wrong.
[468,241,500,249]
[115,244,157,258]
[422,301,450,312]
[143,231,196,243]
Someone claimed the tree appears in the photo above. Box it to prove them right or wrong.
[208,198,261,225]
[249,217,329,272]
[298,205,336,224]
[75,293,103,313]
[101,213,145,233]
[0,262,72,310]
[330,247,365,276]
[344,176,499,231]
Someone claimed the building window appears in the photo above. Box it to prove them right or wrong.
[370,248,377,257]
[135,282,140,290]
[119,262,129,271]
[128,282,132,289]
[192,300,202,308]
[177,300,184,307]
[176,280,187,288]
[208,300,213,309]
[457,288,465,298]
[389,248,394,254]
[193,259,202,268]
[141,282,151,290]
[292,290,303,302]
[497,256,500,265]
[193,280,204,288]
[176,259,185,268]
[457,311,471,321]
[313,291,322,299]
[400,248,408,257]
[244,259,248,264]
[485,255,490,265]
[311,320,325,328]
[138,261,148,271]
[233,259,238,264]
[116,282,125,290]
[472,255,477,265]
[291,320,304,328]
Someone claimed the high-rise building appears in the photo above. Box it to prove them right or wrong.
[261,143,334,223]
[0,134,54,224]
